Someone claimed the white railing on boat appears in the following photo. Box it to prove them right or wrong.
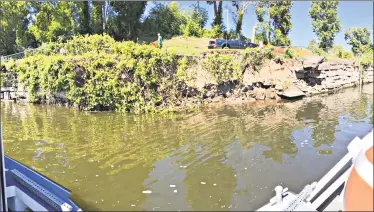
[257,129,373,212]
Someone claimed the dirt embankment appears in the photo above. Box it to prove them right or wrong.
[177,56,373,108]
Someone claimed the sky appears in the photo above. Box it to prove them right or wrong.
[144,1,374,51]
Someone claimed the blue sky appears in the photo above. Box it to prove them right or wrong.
[144,1,373,51]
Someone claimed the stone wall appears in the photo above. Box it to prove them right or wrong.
[238,56,373,100]
[295,57,362,95]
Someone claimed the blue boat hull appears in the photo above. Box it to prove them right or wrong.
[4,156,81,211]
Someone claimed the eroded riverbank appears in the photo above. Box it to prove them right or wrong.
[1,35,373,113]
[1,84,373,211]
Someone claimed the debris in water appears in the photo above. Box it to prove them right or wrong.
[180,165,187,168]
[170,185,176,188]
[213,183,217,186]
[201,182,206,185]
[111,165,114,168]
[173,190,178,193]
[245,167,247,170]
[96,175,99,177]
[142,190,152,194]
[131,205,136,207]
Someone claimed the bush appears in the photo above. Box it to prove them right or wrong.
[180,18,204,37]
[331,45,353,59]
[241,47,274,71]
[307,40,327,56]
[202,25,222,39]
[284,48,296,59]
[6,36,192,113]
[201,52,240,83]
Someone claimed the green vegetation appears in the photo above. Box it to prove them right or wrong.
[309,1,341,50]
[345,28,372,55]
[5,35,184,113]
[269,1,293,46]
[241,47,274,71]
[201,53,241,83]
[255,1,293,46]
[3,35,248,113]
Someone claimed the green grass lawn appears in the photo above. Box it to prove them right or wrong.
[162,36,211,55]
[162,36,247,55]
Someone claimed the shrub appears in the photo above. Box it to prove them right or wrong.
[201,52,240,83]
[307,40,327,56]
[6,36,191,113]
[202,25,222,39]
[241,47,274,71]
[284,48,296,59]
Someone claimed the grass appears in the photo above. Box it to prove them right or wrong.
[163,36,211,55]
[162,36,247,56]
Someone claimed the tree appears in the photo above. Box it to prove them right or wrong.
[91,1,104,34]
[0,2,35,55]
[27,1,76,43]
[191,4,209,28]
[232,1,253,35]
[207,1,224,31]
[76,1,91,34]
[269,1,292,46]
[309,1,341,50]
[108,1,147,41]
[255,0,270,44]
[142,2,186,39]
[344,27,371,55]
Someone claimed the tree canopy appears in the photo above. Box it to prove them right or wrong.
[309,1,341,50]
[0,0,369,56]
[345,27,372,55]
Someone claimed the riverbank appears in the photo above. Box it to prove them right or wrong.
[1,35,373,113]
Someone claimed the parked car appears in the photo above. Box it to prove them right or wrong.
[208,38,258,49]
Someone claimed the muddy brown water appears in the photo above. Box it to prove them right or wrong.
[1,84,373,211]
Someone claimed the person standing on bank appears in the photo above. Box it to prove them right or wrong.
[157,33,163,49]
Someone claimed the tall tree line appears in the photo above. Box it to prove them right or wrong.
[0,1,147,55]
[1,1,369,56]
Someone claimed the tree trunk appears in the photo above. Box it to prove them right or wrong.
[267,3,271,44]
[213,1,217,16]
[236,10,243,35]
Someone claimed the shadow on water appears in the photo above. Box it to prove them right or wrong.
[1,84,373,211]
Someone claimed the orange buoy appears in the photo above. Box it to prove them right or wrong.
[344,146,373,211]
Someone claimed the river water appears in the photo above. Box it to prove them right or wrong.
[1,84,373,211]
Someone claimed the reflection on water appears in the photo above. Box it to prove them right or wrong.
[1,84,373,211]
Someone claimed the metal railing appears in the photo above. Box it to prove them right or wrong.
[1,47,43,63]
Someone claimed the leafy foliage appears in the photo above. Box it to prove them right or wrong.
[331,45,353,59]
[284,48,296,59]
[108,1,147,41]
[241,47,274,71]
[360,47,373,68]
[5,35,189,113]
[0,2,33,55]
[307,40,327,56]
[191,4,209,28]
[309,1,341,50]
[269,1,293,46]
[207,1,224,32]
[142,2,186,39]
[344,28,371,55]
[201,53,241,83]
[255,0,292,46]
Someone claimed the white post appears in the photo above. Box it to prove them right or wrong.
[226,8,229,46]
